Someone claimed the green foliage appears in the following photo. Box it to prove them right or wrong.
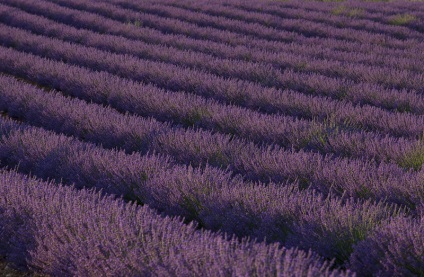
[389,14,416,25]
[210,150,231,167]
[182,193,203,219]
[332,5,364,17]
[320,0,345,2]
[332,5,349,15]
[183,107,211,126]
[353,183,374,199]
[398,143,424,171]
[395,102,413,113]
[126,20,142,27]
[295,61,309,71]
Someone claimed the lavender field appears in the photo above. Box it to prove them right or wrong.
[0,0,423,276]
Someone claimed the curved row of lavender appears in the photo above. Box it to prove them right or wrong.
[0,0,423,275]
[1,168,353,276]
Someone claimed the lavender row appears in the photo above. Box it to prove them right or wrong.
[278,0,424,33]
[1,46,423,171]
[0,117,405,264]
[104,0,423,74]
[117,0,422,48]
[0,22,423,140]
[0,46,312,152]
[38,0,424,63]
[2,7,423,118]
[68,0,420,54]
[2,74,422,209]
[3,0,422,79]
[78,0,424,92]
[186,0,423,49]
[292,2,424,33]
[285,2,424,34]
[209,0,424,72]
[349,215,424,276]
[0,0,238,59]
[251,1,424,35]
[110,0,398,45]
[105,0,421,59]
[150,0,422,44]
[183,0,424,41]
[1,20,423,137]
[18,0,424,95]
[2,22,422,150]
[20,0,287,52]
[0,169,351,276]
[273,0,422,15]
[209,0,424,41]
[266,0,424,27]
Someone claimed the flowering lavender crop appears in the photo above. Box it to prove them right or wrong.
[349,216,424,276]
[0,0,423,275]
[0,169,355,276]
